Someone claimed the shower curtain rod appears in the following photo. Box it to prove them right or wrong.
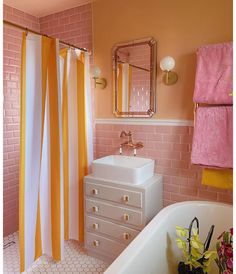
[3,20,88,52]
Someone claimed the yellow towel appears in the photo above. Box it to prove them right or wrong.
[202,168,233,190]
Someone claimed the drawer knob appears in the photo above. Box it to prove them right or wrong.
[92,240,99,247]
[123,232,130,240]
[92,223,99,230]
[122,195,129,202]
[92,189,98,195]
[92,206,99,213]
[123,213,130,221]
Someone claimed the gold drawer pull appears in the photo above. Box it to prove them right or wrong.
[123,213,130,221]
[122,195,129,202]
[92,206,99,213]
[92,223,99,230]
[123,232,130,240]
[92,240,99,247]
[92,189,98,195]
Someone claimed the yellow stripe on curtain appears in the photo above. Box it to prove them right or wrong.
[60,48,69,241]
[77,52,88,242]
[202,168,233,189]
[19,32,26,274]
[117,63,123,111]
[128,65,132,111]
[48,38,62,260]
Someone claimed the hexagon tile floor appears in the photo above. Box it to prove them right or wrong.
[3,232,109,274]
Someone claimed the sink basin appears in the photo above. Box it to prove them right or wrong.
[92,155,154,184]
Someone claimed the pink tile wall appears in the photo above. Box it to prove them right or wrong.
[3,3,93,236]
[3,5,40,236]
[94,124,233,206]
[39,4,93,52]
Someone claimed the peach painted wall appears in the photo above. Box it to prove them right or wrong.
[3,5,40,236]
[3,3,93,236]
[92,0,233,119]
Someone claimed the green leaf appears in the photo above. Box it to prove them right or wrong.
[176,238,186,250]
[176,226,188,237]
[204,250,217,260]
[190,235,204,249]
[223,231,230,243]
[191,247,202,260]
[191,259,202,269]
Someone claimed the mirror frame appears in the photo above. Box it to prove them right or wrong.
[113,37,157,118]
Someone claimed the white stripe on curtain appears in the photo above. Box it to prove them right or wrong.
[67,49,79,240]
[40,86,52,256]
[24,33,42,269]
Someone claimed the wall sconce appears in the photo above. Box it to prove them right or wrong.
[92,66,107,89]
[160,56,178,85]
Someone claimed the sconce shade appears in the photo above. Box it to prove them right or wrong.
[160,56,175,71]
[93,66,101,78]
[92,65,107,89]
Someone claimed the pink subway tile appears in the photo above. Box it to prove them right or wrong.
[162,134,180,143]
[146,133,162,142]
[163,192,171,200]
[155,125,173,133]
[180,186,198,196]
[172,126,189,134]
[155,142,173,151]
[157,158,172,168]
[180,151,191,161]
[180,134,193,144]
[164,183,180,193]
[173,143,189,152]
[171,176,189,186]
[217,193,233,204]
[172,160,189,169]
[198,190,218,201]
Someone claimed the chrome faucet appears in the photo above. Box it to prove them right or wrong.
[119,131,144,156]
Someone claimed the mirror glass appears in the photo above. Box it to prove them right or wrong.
[113,37,157,117]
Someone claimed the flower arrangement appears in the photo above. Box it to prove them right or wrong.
[215,228,233,274]
[176,217,217,274]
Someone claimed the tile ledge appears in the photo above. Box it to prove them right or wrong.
[95,118,194,127]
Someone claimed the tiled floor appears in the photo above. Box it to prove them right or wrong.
[3,232,109,274]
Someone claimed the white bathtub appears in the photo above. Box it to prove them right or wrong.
[104,201,232,274]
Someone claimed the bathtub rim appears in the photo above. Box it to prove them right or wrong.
[104,201,232,274]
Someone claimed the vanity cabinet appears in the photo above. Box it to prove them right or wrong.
[84,174,163,262]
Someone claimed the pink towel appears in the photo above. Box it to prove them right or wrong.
[193,42,233,104]
[191,106,233,168]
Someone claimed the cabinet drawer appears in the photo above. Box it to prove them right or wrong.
[86,232,126,258]
[85,182,142,208]
[86,215,139,244]
[86,198,143,227]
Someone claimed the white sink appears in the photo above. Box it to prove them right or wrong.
[92,155,154,185]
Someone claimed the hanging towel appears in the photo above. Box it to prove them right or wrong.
[193,42,233,104]
[202,168,233,189]
[191,106,233,168]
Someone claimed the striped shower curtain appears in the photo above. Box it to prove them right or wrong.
[19,33,93,272]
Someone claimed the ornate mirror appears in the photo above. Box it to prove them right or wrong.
[113,37,157,118]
